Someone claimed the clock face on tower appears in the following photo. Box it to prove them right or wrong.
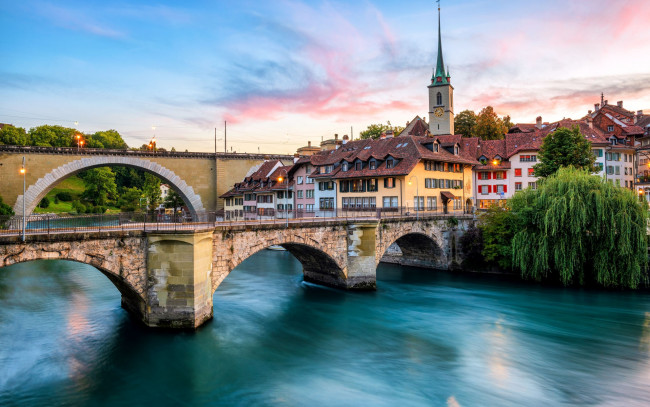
[434,107,444,117]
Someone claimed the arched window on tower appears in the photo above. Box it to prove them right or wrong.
[436,92,442,106]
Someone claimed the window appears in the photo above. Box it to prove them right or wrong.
[478,172,489,180]
[607,125,614,132]
[454,145,459,155]
[425,178,435,189]
[496,185,505,194]
[495,171,505,180]
[322,165,333,174]
[297,204,303,210]
[615,166,620,175]
[453,163,461,172]
[514,168,522,177]
[515,182,522,191]
[427,196,437,210]
[319,198,334,209]
[355,161,363,171]
[352,179,365,192]
[520,155,537,162]
[367,178,378,192]
[297,176,303,184]
[297,190,303,199]
[277,191,284,199]
[305,165,312,174]
[607,165,614,175]
[306,190,314,198]
[528,168,535,177]
[414,196,424,210]
[319,181,334,191]
[245,193,254,201]
[436,92,442,106]
[480,185,489,195]
[370,160,377,170]
[383,196,398,208]
[434,143,439,153]
[342,162,349,171]
[453,198,462,210]
[528,182,537,190]
[384,177,396,188]
[342,197,376,209]
[386,159,395,169]
[306,204,314,212]
[306,177,314,184]
[593,149,603,157]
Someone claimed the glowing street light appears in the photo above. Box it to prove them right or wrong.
[20,157,26,242]
[277,170,289,228]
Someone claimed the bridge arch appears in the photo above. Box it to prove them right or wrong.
[13,156,207,218]
[0,245,148,317]
[377,221,448,270]
[212,227,348,292]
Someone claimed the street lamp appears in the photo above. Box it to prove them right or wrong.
[408,175,419,220]
[277,170,290,228]
[76,133,82,151]
[20,157,25,242]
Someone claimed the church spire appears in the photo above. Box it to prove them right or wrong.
[431,1,449,85]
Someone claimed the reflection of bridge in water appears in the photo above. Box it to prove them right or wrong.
[0,210,473,329]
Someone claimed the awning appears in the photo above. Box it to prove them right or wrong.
[440,191,457,201]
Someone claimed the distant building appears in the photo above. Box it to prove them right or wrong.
[296,141,321,156]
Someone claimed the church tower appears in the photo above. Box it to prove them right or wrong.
[428,3,454,135]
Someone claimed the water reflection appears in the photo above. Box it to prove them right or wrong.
[0,255,649,406]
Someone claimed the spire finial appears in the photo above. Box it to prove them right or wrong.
[432,0,448,84]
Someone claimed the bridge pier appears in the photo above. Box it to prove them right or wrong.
[133,231,214,329]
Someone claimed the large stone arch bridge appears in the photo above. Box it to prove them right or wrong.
[0,216,472,329]
[0,145,292,217]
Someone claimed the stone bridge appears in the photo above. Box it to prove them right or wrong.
[0,216,472,328]
[0,145,292,217]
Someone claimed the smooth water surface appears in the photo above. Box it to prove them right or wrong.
[1,251,649,406]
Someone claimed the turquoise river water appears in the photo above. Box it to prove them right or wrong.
[1,250,649,406]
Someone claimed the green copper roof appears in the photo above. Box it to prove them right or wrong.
[431,5,449,85]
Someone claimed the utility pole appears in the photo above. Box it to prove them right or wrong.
[351,126,353,141]
[224,121,227,153]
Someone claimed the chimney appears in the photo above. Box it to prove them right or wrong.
[636,110,644,124]
[535,116,543,129]
[588,110,592,115]
[342,134,349,144]
[385,130,394,139]
[380,132,387,140]
[604,100,608,106]
[334,134,339,141]
[595,103,600,111]
[293,153,299,163]
[617,101,623,108]
[307,141,312,147]
[587,116,593,129]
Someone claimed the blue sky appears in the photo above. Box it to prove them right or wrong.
[2,0,649,154]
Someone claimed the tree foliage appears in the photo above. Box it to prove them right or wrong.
[0,125,28,145]
[143,173,162,211]
[475,106,508,140]
[0,195,14,216]
[117,187,143,212]
[533,126,597,178]
[80,167,118,206]
[479,205,517,269]
[359,122,405,140]
[454,110,477,138]
[164,189,184,211]
[28,125,77,147]
[510,167,647,288]
[88,130,128,149]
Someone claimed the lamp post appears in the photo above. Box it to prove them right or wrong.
[277,169,290,228]
[20,157,25,242]
[76,133,82,151]
[408,175,419,220]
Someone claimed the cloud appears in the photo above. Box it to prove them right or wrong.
[35,2,125,39]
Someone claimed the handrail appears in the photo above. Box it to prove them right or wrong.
[0,206,475,238]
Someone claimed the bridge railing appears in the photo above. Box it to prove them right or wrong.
[0,205,473,237]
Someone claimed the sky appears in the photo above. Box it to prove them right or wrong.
[1,0,650,154]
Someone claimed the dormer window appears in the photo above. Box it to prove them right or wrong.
[342,162,349,171]
[607,125,614,132]
[611,138,617,145]
[454,145,459,155]
[355,161,363,171]
[370,160,377,170]
[386,159,395,169]
[434,143,439,152]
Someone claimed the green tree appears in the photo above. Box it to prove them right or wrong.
[0,125,28,145]
[0,195,14,216]
[80,167,118,206]
[90,130,128,149]
[164,189,184,212]
[533,126,597,178]
[359,122,405,139]
[454,110,477,138]
[28,125,76,147]
[475,106,508,140]
[38,197,50,209]
[117,187,143,212]
[142,173,162,211]
[502,115,513,131]
[511,167,647,288]
[479,205,517,269]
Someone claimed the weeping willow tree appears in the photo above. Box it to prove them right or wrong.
[511,167,648,288]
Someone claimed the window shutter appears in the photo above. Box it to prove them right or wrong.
[503,172,507,179]
[504,185,508,193]
[488,172,492,180]
[488,185,492,193]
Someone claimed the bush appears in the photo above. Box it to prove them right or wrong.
[56,191,73,201]
[0,195,14,216]
[39,197,50,208]
[72,201,86,214]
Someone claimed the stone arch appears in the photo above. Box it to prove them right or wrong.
[212,228,348,293]
[377,221,448,270]
[13,156,206,218]
[0,248,147,317]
